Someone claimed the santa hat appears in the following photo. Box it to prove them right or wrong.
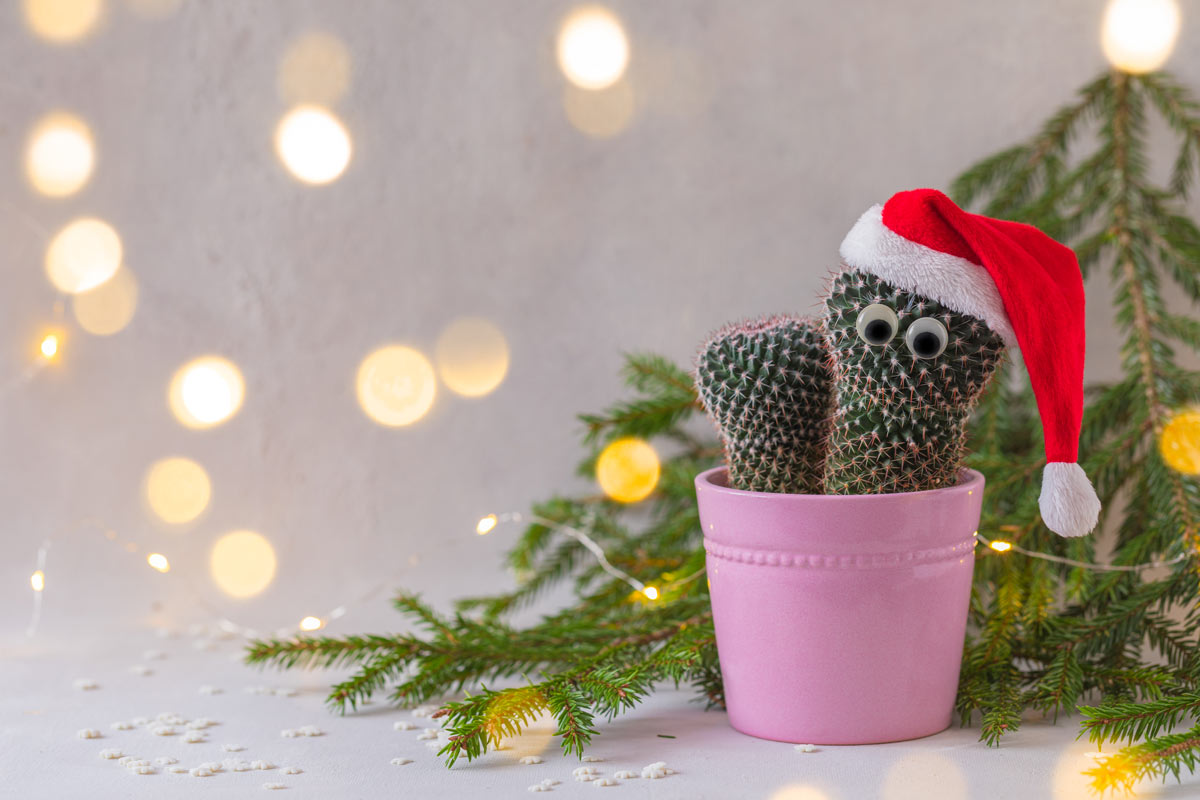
[839,188,1101,538]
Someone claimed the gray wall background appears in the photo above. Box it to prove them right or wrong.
[3,1,1199,640]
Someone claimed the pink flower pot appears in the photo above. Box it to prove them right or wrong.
[695,466,982,745]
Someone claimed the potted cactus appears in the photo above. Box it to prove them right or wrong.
[693,189,1102,745]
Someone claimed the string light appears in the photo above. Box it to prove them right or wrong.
[25,112,95,197]
[355,345,437,427]
[146,553,170,573]
[480,511,704,601]
[22,0,103,44]
[168,356,246,429]
[44,217,122,294]
[476,514,498,535]
[30,570,45,592]
[975,532,1188,572]
[299,616,324,632]
[274,105,352,185]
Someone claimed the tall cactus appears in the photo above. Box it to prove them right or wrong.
[695,315,833,494]
[822,270,1006,495]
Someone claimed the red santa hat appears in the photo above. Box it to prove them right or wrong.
[839,188,1101,538]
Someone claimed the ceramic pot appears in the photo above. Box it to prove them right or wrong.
[694,466,982,744]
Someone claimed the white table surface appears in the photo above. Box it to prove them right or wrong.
[3,623,1191,800]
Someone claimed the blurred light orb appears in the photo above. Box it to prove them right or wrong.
[596,437,660,503]
[210,530,277,598]
[563,79,635,138]
[299,615,324,632]
[356,345,437,427]
[769,786,831,800]
[642,586,659,600]
[145,456,211,525]
[275,106,352,185]
[557,6,629,90]
[25,112,94,197]
[123,0,180,19]
[45,217,122,294]
[881,752,967,800]
[31,570,46,592]
[71,265,138,336]
[279,32,352,106]
[169,356,245,429]
[1102,0,1181,74]
[476,514,498,535]
[435,317,510,398]
[40,333,60,360]
[146,553,170,573]
[23,0,103,43]
[1160,408,1200,475]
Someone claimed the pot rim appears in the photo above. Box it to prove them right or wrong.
[695,465,984,504]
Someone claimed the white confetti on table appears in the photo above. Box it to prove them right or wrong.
[263,784,286,791]
[77,729,101,739]
[390,758,412,766]
[73,679,98,691]
[282,766,302,774]
[393,721,415,731]
[222,744,245,752]
[519,756,543,765]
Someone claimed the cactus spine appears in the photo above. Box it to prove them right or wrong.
[821,269,1006,495]
[695,315,833,494]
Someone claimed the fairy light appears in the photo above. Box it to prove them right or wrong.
[557,6,630,90]
[30,571,45,592]
[299,616,324,632]
[146,553,170,573]
[975,532,1187,572]
[641,586,659,600]
[476,514,498,535]
[40,334,60,360]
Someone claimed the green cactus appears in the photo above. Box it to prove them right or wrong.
[821,269,1007,495]
[694,315,833,494]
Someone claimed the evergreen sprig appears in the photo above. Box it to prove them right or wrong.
[247,71,1200,790]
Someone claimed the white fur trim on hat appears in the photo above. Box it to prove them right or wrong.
[1039,462,1101,538]
[839,205,1018,347]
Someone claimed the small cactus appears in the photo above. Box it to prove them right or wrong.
[821,270,1007,495]
[695,315,833,494]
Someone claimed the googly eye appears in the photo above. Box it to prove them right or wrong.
[904,317,949,359]
[855,304,899,346]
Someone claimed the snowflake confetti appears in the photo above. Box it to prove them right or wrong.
[390,758,412,766]
[393,721,416,731]
[73,678,98,691]
[77,729,101,739]
[222,744,245,752]
[263,784,287,791]
[110,721,133,731]
[282,767,302,774]
[199,686,223,695]
[156,757,178,766]
[519,756,544,765]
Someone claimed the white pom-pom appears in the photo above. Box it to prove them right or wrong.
[1039,462,1101,538]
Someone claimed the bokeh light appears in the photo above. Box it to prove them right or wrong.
[596,437,660,503]
[22,0,103,43]
[435,317,510,398]
[25,112,94,197]
[44,217,122,294]
[1102,0,1181,74]
[168,356,246,429]
[563,80,635,138]
[769,786,831,800]
[642,586,659,600]
[989,540,1012,553]
[144,457,211,525]
[356,345,437,427]
[71,265,138,336]
[146,553,170,573]
[299,616,324,632]
[557,6,630,90]
[123,0,180,19]
[275,106,352,185]
[497,705,556,761]
[476,514,498,535]
[1053,744,1158,799]
[279,32,351,106]
[1159,408,1200,475]
[30,570,46,592]
[210,530,277,598]
[881,752,967,800]
[39,333,61,360]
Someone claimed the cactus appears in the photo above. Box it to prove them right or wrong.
[821,269,1007,495]
[695,315,833,494]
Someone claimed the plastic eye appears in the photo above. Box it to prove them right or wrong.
[904,317,949,359]
[855,304,899,346]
